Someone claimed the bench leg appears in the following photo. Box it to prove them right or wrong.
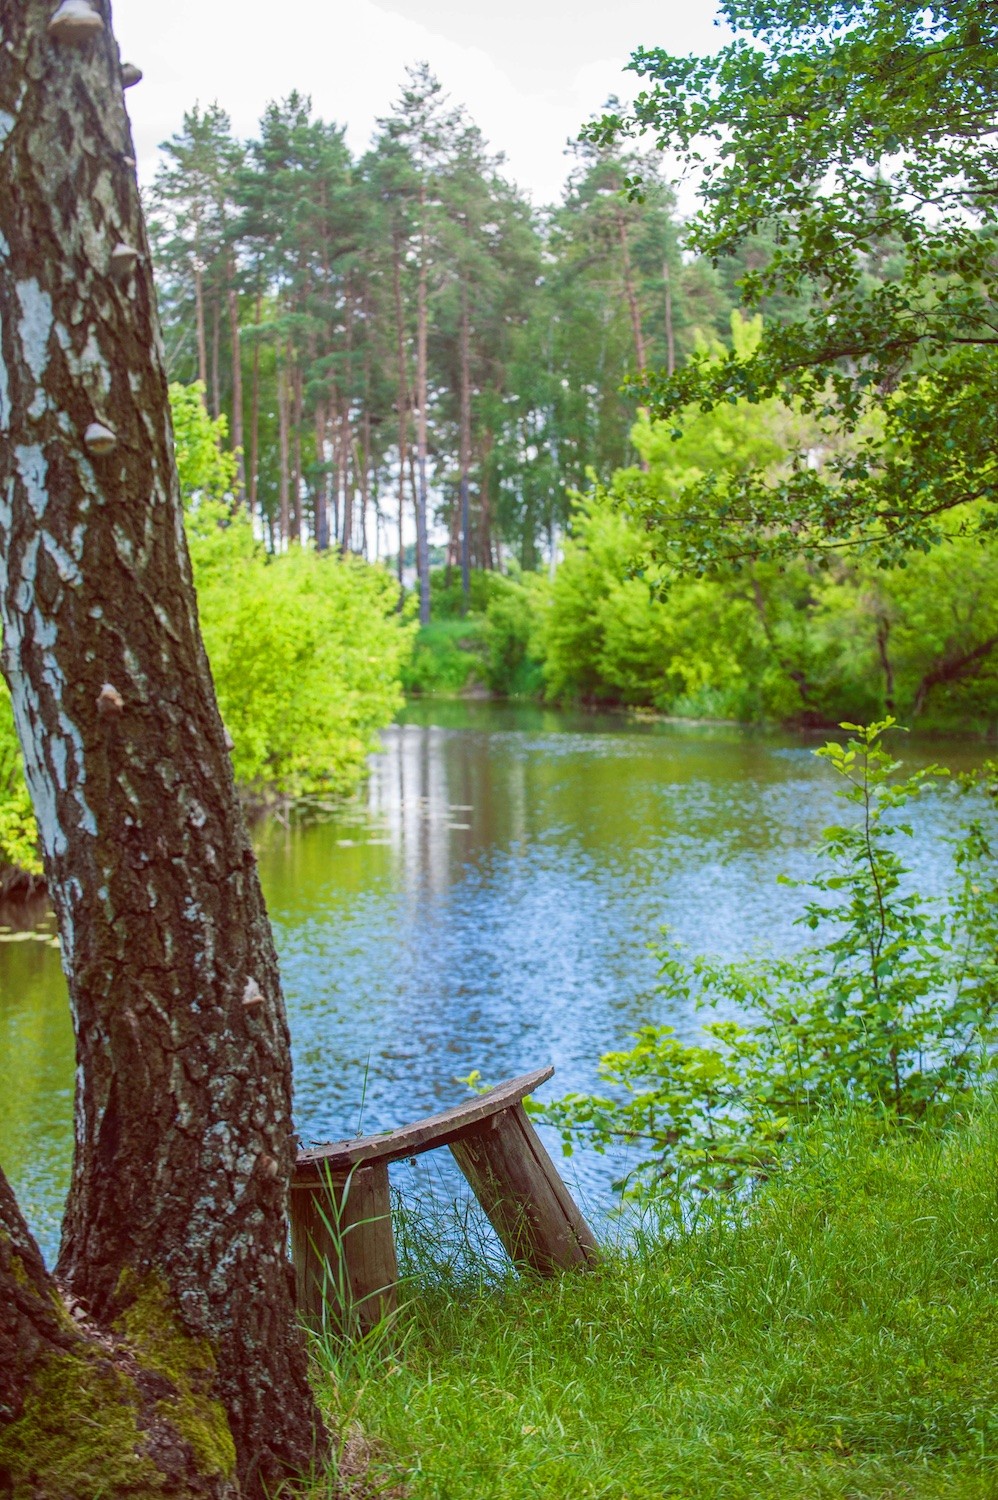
[449,1103,599,1274]
[289,1160,398,1337]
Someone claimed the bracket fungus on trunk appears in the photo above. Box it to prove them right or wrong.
[83,421,117,456]
[120,63,143,88]
[96,683,125,716]
[110,242,140,282]
[47,0,104,42]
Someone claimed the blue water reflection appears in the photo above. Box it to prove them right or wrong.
[0,704,983,1262]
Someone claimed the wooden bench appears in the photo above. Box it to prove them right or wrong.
[291,1066,597,1335]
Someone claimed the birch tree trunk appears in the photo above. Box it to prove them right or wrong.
[0,3,324,1493]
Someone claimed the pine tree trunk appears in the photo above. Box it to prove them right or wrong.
[278,349,291,547]
[0,6,324,1493]
[341,291,355,555]
[415,193,431,625]
[227,261,246,504]
[314,400,329,551]
[360,412,371,560]
[616,215,649,472]
[291,355,303,545]
[248,294,262,515]
[194,255,209,395]
[393,239,409,590]
[340,399,354,554]
[663,259,676,378]
[478,430,494,571]
[210,294,221,419]
[459,295,472,609]
[617,214,646,370]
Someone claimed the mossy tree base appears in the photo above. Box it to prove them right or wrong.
[1,1171,237,1498]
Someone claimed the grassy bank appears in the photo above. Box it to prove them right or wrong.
[314,1104,998,1499]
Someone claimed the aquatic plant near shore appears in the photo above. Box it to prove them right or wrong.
[540,721,998,1200]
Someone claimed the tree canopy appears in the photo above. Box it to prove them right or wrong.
[587,0,998,573]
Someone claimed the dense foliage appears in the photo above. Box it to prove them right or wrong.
[178,386,414,802]
[586,0,998,572]
[188,500,412,800]
[411,322,998,731]
[0,693,42,888]
[540,724,998,1199]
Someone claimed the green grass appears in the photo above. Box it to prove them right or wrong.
[312,1104,998,1499]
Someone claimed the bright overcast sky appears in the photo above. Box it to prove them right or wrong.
[112,0,731,206]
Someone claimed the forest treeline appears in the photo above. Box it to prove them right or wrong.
[408,316,998,734]
[0,55,993,892]
[147,63,747,608]
[149,61,998,734]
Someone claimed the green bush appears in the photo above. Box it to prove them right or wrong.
[424,567,497,621]
[176,385,415,803]
[402,570,545,699]
[0,691,42,882]
[540,492,780,716]
[401,618,488,696]
[482,574,545,697]
[187,500,413,800]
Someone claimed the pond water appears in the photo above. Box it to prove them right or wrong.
[0,702,986,1264]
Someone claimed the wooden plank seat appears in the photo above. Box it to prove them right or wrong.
[290,1065,598,1336]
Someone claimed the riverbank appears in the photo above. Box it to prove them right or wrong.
[316,1100,998,1499]
[402,507,998,737]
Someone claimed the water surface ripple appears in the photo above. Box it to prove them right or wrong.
[0,703,980,1262]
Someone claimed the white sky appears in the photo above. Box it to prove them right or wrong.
[111,0,731,205]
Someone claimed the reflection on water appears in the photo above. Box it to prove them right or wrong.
[0,703,984,1262]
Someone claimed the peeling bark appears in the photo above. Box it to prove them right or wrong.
[0,4,324,1494]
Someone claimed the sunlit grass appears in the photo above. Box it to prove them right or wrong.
[311,1101,998,1499]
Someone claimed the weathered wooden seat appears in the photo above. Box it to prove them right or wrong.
[290,1066,597,1335]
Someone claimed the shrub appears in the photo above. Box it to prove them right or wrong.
[482,574,545,697]
[540,722,998,1200]
[187,500,413,800]
[0,690,42,883]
